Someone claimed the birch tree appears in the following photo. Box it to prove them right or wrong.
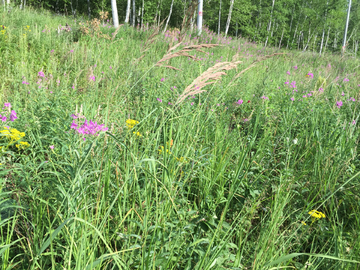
[125,0,131,23]
[264,0,275,47]
[111,0,119,28]
[217,0,221,37]
[224,0,235,37]
[163,0,175,33]
[132,0,136,27]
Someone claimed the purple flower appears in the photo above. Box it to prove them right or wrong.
[336,101,343,108]
[49,145,54,149]
[70,50,74,53]
[302,95,307,98]
[319,88,324,92]
[343,78,349,82]
[261,96,269,100]
[50,91,53,94]
[306,73,314,79]
[290,97,295,101]
[4,103,11,108]
[244,118,249,122]
[352,120,356,125]
[341,92,345,96]
[50,49,54,53]
[191,102,194,106]
[160,78,165,82]
[89,76,96,82]
[38,71,45,77]
[1,116,6,122]
[285,81,289,85]
[157,98,162,103]
[293,66,298,70]
[307,93,312,97]
[236,99,243,105]
[286,71,291,75]
[10,110,17,121]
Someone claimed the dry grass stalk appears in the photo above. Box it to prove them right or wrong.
[135,18,167,63]
[179,0,198,42]
[228,53,285,87]
[156,43,219,71]
[176,60,243,104]
[111,24,124,41]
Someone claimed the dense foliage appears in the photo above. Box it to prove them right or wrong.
[0,6,360,270]
[4,0,360,53]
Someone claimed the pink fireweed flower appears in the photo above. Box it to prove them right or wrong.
[306,73,314,79]
[160,78,165,82]
[50,49,54,53]
[293,66,298,70]
[10,110,17,121]
[261,96,269,100]
[70,50,74,53]
[319,88,324,92]
[191,102,194,105]
[89,76,95,82]
[290,97,295,101]
[4,103,11,108]
[343,78,349,82]
[352,120,356,125]
[307,93,312,97]
[341,92,345,96]
[336,101,343,108]
[38,71,45,77]
[49,145,54,149]
[285,81,289,85]
[286,71,291,75]
[236,99,243,105]
[157,98,162,103]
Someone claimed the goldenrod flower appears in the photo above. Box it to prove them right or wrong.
[133,131,141,137]
[301,221,307,225]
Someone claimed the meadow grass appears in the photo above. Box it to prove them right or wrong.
[1,6,360,270]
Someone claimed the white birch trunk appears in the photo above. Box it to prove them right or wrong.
[217,0,221,37]
[141,0,144,30]
[279,27,284,49]
[132,0,136,27]
[224,0,234,37]
[125,0,131,23]
[111,0,119,28]
[87,0,91,19]
[264,0,275,47]
[163,0,175,33]
[197,0,203,35]
[323,27,330,53]
[319,29,325,55]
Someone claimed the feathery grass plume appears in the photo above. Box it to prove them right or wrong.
[111,24,124,41]
[228,53,285,87]
[176,60,243,104]
[156,43,219,71]
[136,17,168,63]
[179,0,198,42]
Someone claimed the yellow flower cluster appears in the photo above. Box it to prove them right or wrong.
[308,210,326,219]
[0,25,7,40]
[126,119,139,129]
[0,127,30,150]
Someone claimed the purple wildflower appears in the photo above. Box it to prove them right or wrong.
[38,71,45,77]
[343,78,349,82]
[336,101,343,108]
[306,73,314,79]
[290,97,295,101]
[286,71,291,75]
[236,99,243,105]
[10,110,17,121]
[50,145,54,149]
[157,98,162,103]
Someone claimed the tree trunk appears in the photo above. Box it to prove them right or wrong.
[278,27,284,49]
[264,0,275,47]
[141,0,144,30]
[111,0,119,28]
[286,4,295,49]
[342,0,351,55]
[217,0,221,37]
[224,0,234,37]
[125,0,131,23]
[323,26,330,53]
[197,0,203,35]
[163,0,175,33]
[132,0,136,27]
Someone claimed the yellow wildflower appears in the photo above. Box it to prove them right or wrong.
[126,119,139,129]
[158,145,171,155]
[133,131,142,137]
[308,210,326,223]
[16,141,30,149]
[301,221,307,225]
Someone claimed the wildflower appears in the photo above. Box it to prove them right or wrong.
[336,101,343,108]
[286,71,291,75]
[306,73,314,79]
[191,102,194,106]
[247,100,251,103]
[70,50,74,53]
[293,66,298,70]
[126,119,139,129]
[236,99,243,105]
[301,221,307,225]
[293,138,298,144]
[284,81,289,85]
[89,76,96,82]
[261,96,269,100]
[49,145,54,149]
[10,111,17,122]
[133,131,142,137]
[341,92,345,96]
[3,103,11,108]
[15,141,30,149]
[38,71,45,77]
[50,49,54,53]
[343,78,349,82]
[160,78,165,82]
[308,210,326,222]
[319,88,324,92]
[157,98,162,103]
[352,120,356,125]
[290,97,294,101]
[307,93,312,97]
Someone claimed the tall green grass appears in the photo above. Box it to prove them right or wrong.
[1,6,360,270]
